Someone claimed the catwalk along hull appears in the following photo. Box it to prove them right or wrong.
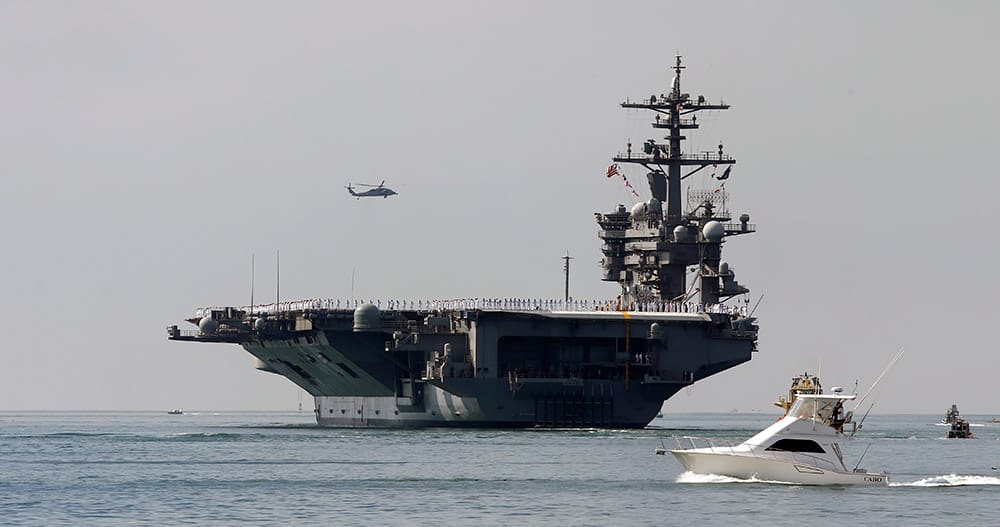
[169,304,757,428]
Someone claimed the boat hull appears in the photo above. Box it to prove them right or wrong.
[671,450,888,486]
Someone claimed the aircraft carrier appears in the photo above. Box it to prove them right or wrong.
[167,57,759,428]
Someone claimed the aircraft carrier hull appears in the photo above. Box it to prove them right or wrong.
[169,305,757,428]
[311,384,677,428]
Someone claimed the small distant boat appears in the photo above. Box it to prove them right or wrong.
[941,404,960,425]
[948,420,973,439]
[167,409,184,415]
[992,417,999,423]
[943,405,973,438]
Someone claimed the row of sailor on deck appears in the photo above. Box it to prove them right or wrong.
[195,298,749,317]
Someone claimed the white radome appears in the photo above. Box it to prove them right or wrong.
[702,220,724,242]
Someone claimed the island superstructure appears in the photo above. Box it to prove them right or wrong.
[167,57,759,428]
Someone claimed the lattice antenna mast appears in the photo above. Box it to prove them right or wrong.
[596,57,755,304]
[615,55,733,227]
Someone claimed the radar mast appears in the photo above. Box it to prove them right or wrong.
[596,57,755,305]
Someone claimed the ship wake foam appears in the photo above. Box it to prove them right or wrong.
[675,471,795,485]
[891,474,1000,487]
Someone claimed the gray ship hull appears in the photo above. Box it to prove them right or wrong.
[312,383,676,428]
[168,306,757,428]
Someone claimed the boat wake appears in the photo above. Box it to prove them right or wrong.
[891,474,1000,487]
[679,472,1000,488]
[676,471,794,485]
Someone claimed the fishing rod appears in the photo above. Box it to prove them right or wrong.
[853,443,873,472]
[853,347,905,411]
[846,347,904,436]
[813,357,822,429]
[851,402,876,437]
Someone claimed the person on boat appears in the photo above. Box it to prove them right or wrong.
[831,401,846,432]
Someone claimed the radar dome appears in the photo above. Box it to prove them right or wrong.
[673,225,687,242]
[253,318,267,331]
[719,262,730,274]
[353,304,381,332]
[702,220,724,242]
[631,201,647,217]
[648,322,663,339]
[198,317,219,335]
[646,199,662,216]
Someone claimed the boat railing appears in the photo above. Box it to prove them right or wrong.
[673,436,741,451]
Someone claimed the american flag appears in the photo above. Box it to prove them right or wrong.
[606,164,620,178]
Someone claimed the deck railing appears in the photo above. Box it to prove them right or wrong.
[194,298,750,319]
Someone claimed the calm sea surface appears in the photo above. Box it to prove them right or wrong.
[1,411,997,526]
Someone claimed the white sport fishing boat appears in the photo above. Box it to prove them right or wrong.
[667,391,887,485]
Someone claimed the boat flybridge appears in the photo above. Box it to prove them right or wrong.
[665,391,889,486]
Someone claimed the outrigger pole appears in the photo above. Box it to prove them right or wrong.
[854,348,905,411]
[846,348,905,434]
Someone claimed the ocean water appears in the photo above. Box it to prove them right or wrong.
[1,412,997,526]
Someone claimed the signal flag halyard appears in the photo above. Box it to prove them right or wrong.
[605,162,638,197]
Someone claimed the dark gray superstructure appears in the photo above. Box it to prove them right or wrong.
[167,58,759,428]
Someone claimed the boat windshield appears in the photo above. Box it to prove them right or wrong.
[788,397,844,425]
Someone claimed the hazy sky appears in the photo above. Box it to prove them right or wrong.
[2,1,999,414]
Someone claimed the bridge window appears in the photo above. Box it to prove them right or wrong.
[765,438,825,453]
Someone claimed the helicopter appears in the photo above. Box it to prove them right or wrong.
[345,181,398,199]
